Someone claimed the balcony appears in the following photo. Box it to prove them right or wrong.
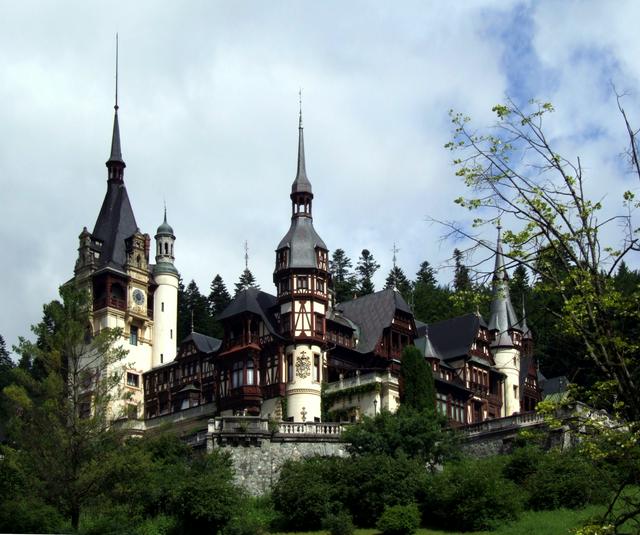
[94,296,126,311]
[222,334,260,352]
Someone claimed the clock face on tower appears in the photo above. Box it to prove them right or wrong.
[132,289,145,306]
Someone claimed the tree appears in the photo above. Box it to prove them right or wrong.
[208,274,231,338]
[356,249,380,297]
[177,279,216,340]
[446,97,640,529]
[509,264,531,313]
[399,345,435,413]
[452,248,472,292]
[3,284,127,530]
[415,261,437,288]
[235,268,260,295]
[330,248,357,303]
[384,266,412,301]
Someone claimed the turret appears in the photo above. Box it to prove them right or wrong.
[273,106,329,422]
[488,225,522,416]
[152,208,179,366]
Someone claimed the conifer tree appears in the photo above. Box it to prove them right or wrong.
[0,334,11,369]
[452,248,472,292]
[209,274,231,316]
[330,248,357,303]
[509,264,531,312]
[356,249,380,297]
[384,266,412,300]
[415,261,437,288]
[400,345,436,414]
[235,268,260,295]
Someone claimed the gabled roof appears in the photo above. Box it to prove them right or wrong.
[216,288,280,336]
[424,313,481,361]
[180,331,222,354]
[338,289,412,354]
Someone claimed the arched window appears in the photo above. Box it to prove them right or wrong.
[164,242,168,255]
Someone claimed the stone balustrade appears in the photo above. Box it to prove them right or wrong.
[323,370,397,394]
[459,410,544,436]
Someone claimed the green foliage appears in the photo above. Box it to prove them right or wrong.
[321,510,355,535]
[423,457,524,531]
[341,408,456,463]
[356,249,380,296]
[400,345,436,413]
[524,450,612,510]
[385,266,412,301]
[4,284,128,530]
[330,248,358,303]
[322,381,380,418]
[376,503,421,535]
[208,273,231,338]
[235,267,260,294]
[272,457,341,532]
[224,495,275,535]
[503,444,545,485]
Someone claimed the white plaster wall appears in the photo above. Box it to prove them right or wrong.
[493,347,521,416]
[285,344,322,422]
[152,272,178,367]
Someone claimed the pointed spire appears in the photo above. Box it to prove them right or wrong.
[291,89,312,195]
[520,296,532,340]
[488,224,519,345]
[423,324,442,361]
[106,34,125,179]
[244,240,249,270]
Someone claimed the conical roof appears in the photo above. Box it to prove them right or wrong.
[488,227,518,347]
[291,116,312,195]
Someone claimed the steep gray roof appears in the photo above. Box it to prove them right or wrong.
[216,288,280,336]
[181,332,222,354]
[338,289,412,354]
[291,121,312,195]
[107,109,124,165]
[276,217,327,268]
[423,313,482,361]
[488,228,518,343]
[92,181,138,269]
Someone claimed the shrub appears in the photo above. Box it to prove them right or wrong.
[525,450,611,510]
[321,510,355,535]
[224,495,274,535]
[503,444,545,485]
[272,457,342,531]
[423,457,523,531]
[337,454,428,527]
[376,503,420,535]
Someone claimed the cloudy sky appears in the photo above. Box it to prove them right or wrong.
[2,0,640,351]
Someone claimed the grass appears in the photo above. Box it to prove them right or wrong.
[273,504,604,535]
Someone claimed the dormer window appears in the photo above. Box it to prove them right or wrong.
[296,276,309,290]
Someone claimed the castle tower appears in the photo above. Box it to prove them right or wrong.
[273,108,330,422]
[152,208,179,367]
[72,51,154,420]
[488,226,522,416]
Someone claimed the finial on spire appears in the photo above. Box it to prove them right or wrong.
[115,33,119,111]
[392,242,399,269]
[244,240,249,270]
[163,200,167,222]
[298,88,303,128]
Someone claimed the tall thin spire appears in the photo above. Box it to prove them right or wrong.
[244,240,249,270]
[106,33,125,178]
[488,224,519,345]
[392,242,399,269]
[291,90,312,195]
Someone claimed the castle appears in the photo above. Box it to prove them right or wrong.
[72,96,541,433]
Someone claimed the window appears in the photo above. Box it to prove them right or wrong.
[514,385,519,399]
[129,326,138,346]
[160,353,163,364]
[127,372,140,388]
[161,302,165,312]
[315,313,324,335]
[266,355,278,384]
[246,359,255,385]
[170,329,173,340]
[287,354,294,382]
[79,396,92,419]
[232,361,243,388]
[296,276,308,290]
[313,354,320,382]
[316,278,325,293]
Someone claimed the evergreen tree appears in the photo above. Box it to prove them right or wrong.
[0,334,11,369]
[452,248,472,292]
[177,277,190,343]
[208,274,231,316]
[208,275,231,339]
[235,268,259,295]
[399,345,436,413]
[356,249,380,297]
[384,266,412,301]
[415,261,437,288]
[510,264,531,313]
[330,248,357,303]
[185,280,214,335]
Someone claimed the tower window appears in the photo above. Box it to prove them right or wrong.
[247,359,255,385]
[164,243,168,255]
[160,353,164,364]
[287,354,294,382]
[296,276,308,290]
[130,326,139,346]
[313,354,320,382]
[161,302,165,312]
[170,329,173,339]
